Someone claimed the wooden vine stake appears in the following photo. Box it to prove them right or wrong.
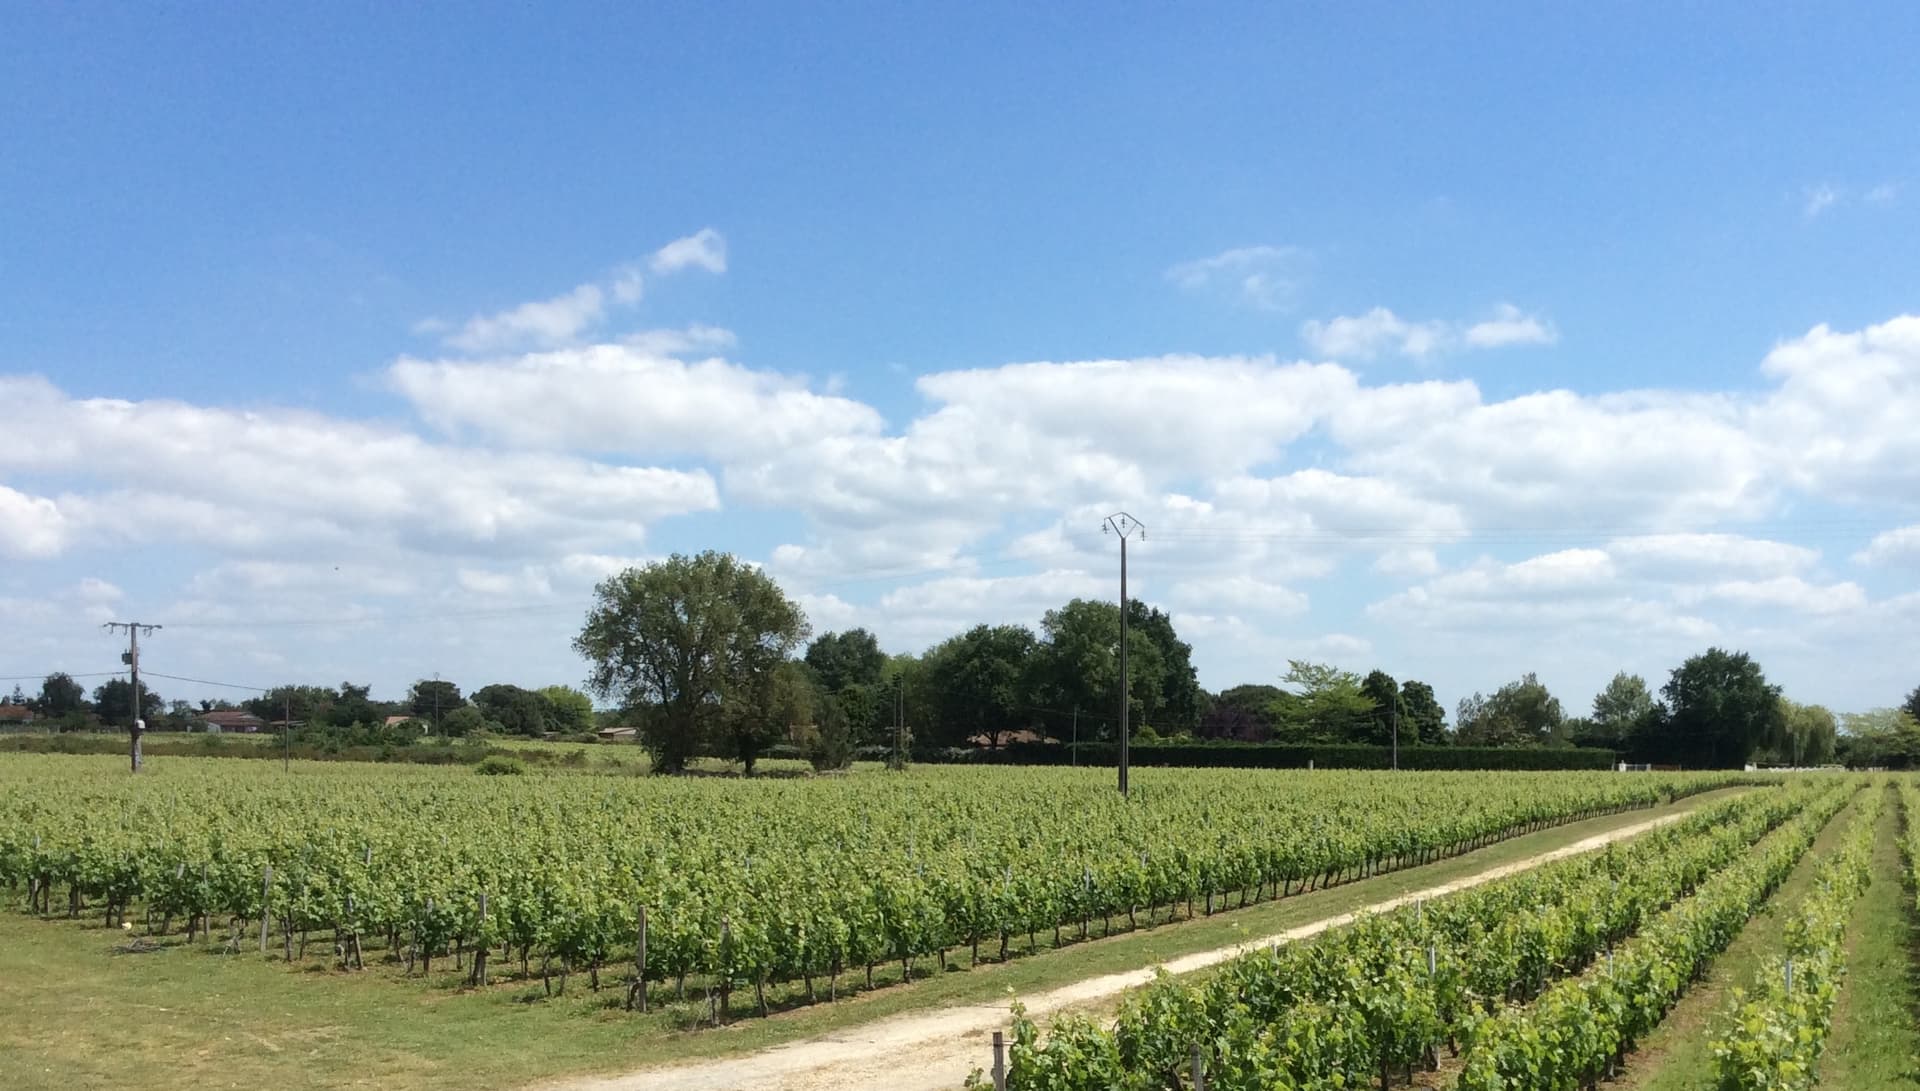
[259,864,272,954]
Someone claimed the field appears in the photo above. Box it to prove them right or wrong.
[1,756,1916,1090]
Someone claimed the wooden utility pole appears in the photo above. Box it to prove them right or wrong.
[104,621,161,772]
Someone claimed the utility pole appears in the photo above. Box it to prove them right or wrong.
[103,621,161,773]
[1391,703,1399,771]
[1103,513,1144,797]
[1071,705,1079,767]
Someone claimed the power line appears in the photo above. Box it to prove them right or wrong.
[0,671,122,682]
[140,671,269,693]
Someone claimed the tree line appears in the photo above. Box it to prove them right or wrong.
[571,551,1919,773]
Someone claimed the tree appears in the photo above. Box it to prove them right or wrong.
[1650,648,1782,768]
[92,678,164,728]
[7,684,26,707]
[926,623,1038,748]
[1837,708,1920,769]
[1904,685,1920,725]
[1587,672,1657,748]
[1031,599,1163,738]
[1772,699,1837,767]
[245,684,340,726]
[473,684,554,737]
[574,551,810,774]
[441,705,488,738]
[804,629,887,692]
[408,679,465,731]
[539,685,596,734]
[807,689,856,771]
[1275,660,1373,743]
[722,659,814,773]
[1359,670,1404,747]
[1200,684,1285,741]
[1125,601,1204,735]
[1455,673,1564,747]
[36,672,86,717]
[1399,680,1448,744]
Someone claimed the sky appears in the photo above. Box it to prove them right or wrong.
[3,3,1919,719]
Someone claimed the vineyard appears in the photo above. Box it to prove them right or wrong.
[0,757,1750,1016]
[6,758,1918,1091]
[989,774,1920,1091]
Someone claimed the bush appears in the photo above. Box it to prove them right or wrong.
[474,755,527,776]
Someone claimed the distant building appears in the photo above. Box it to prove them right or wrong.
[0,705,34,726]
[385,715,429,732]
[201,710,267,734]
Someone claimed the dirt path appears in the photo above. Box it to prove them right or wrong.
[541,809,1695,1091]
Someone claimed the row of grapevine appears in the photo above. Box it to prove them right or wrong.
[1455,779,1869,1090]
[0,758,1763,1013]
[992,779,1839,1091]
[1706,783,1882,1089]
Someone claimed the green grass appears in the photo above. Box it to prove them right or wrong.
[1818,789,1920,1088]
[0,787,1749,1091]
[1610,787,1862,1091]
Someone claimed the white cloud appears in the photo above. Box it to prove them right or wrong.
[1804,183,1840,217]
[1609,533,1818,580]
[1165,245,1311,311]
[442,281,616,354]
[0,375,718,560]
[1303,303,1556,362]
[1680,576,1866,616]
[1855,525,1920,567]
[0,485,67,559]
[1167,575,1309,615]
[649,228,727,276]
[1866,182,1899,205]
[1463,303,1560,349]
[391,344,882,459]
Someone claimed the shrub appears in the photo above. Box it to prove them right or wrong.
[474,755,527,776]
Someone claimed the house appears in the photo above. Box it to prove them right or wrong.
[596,726,638,740]
[201,710,266,734]
[0,705,34,726]
[384,715,428,732]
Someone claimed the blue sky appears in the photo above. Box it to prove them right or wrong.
[4,3,1919,718]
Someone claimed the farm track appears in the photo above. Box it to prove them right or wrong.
[541,807,1705,1091]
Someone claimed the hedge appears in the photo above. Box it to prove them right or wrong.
[911,740,1620,772]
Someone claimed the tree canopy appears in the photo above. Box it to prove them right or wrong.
[574,551,810,773]
[1651,648,1782,768]
[1455,673,1565,747]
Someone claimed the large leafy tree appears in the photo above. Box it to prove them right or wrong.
[1904,685,1920,725]
[1200,684,1284,741]
[1772,699,1837,767]
[1455,673,1565,747]
[36,672,87,716]
[408,679,465,730]
[1587,671,1657,748]
[1125,601,1204,735]
[925,623,1037,748]
[1399,680,1448,744]
[1359,670,1404,747]
[539,685,596,734]
[723,659,815,773]
[804,629,887,692]
[1032,599,1162,738]
[1651,648,1782,768]
[92,678,164,727]
[473,684,555,737]
[574,551,810,773]
[1838,708,1920,769]
[1274,660,1373,743]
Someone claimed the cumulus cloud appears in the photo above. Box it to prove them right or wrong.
[1855,525,1920,567]
[0,375,718,560]
[0,484,67,559]
[1804,183,1840,218]
[1302,303,1556,362]
[390,344,882,459]
[1164,245,1311,311]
